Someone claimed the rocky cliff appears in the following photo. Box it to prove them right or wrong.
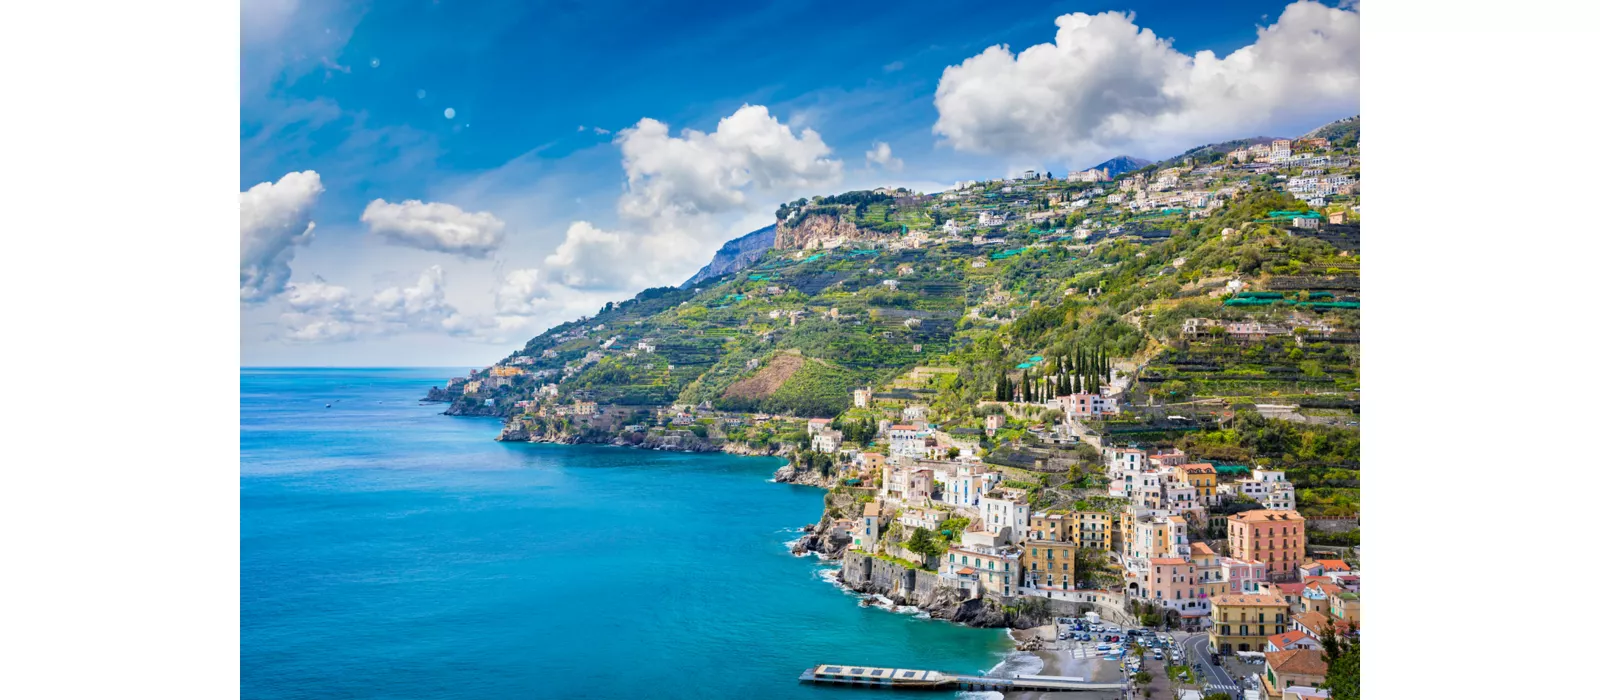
[773,213,872,250]
[832,551,1053,629]
[683,225,776,286]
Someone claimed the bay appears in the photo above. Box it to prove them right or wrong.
[241,368,1014,699]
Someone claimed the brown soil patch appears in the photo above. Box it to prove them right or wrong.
[722,352,805,400]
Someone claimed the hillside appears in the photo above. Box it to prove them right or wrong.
[435,126,1361,511]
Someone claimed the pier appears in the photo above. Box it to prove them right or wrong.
[799,664,1127,693]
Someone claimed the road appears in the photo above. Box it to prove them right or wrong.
[1179,632,1241,697]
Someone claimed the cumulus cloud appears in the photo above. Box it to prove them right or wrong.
[866,141,903,171]
[932,0,1359,162]
[278,266,497,343]
[540,104,842,292]
[241,170,323,302]
[360,198,506,257]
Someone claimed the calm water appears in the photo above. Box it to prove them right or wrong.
[241,368,1013,699]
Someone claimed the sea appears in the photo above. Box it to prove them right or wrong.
[241,368,1029,699]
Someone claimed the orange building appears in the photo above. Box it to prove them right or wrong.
[1228,510,1306,582]
[1178,463,1218,505]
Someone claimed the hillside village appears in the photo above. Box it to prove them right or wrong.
[427,118,1361,697]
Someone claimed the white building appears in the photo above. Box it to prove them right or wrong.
[978,211,1007,227]
[979,489,1031,545]
[888,424,925,458]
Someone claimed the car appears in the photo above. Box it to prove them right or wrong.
[1154,651,1164,660]
[1058,633,1068,640]
[1097,644,1112,651]
[1110,636,1120,642]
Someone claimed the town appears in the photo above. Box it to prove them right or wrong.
[425,119,1362,700]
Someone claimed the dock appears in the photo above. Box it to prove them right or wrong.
[799,664,1127,693]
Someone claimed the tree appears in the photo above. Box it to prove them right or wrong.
[946,447,961,459]
[1319,623,1360,699]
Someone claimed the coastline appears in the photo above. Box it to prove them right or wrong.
[468,408,1040,681]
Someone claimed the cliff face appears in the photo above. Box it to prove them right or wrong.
[832,551,1051,629]
[774,214,869,250]
[684,225,776,286]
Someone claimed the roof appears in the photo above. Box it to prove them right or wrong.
[1274,583,1307,596]
[1293,612,1330,630]
[1265,649,1328,677]
[1231,509,1305,523]
[957,567,976,575]
[1212,593,1289,607]
[1267,630,1313,649]
[864,502,880,517]
[1315,559,1351,571]
[1190,542,1215,556]
[1179,463,1216,474]
[890,424,916,431]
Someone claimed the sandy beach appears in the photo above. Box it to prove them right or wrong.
[1003,626,1126,700]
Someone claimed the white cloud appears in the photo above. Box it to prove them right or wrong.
[883,60,905,73]
[932,0,1359,162]
[593,127,612,135]
[541,104,842,292]
[866,141,904,171]
[240,170,323,303]
[360,198,506,258]
[616,104,841,221]
[278,266,498,343]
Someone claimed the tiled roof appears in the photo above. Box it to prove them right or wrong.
[1265,649,1328,676]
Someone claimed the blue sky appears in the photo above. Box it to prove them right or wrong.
[240,0,1360,366]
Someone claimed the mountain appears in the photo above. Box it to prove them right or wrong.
[1090,155,1151,177]
[683,225,776,287]
[439,129,1361,501]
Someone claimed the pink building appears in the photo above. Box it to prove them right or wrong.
[1220,556,1268,594]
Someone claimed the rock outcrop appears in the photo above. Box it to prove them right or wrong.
[774,214,871,250]
[832,551,1055,630]
[683,225,776,286]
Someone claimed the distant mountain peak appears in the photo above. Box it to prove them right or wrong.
[1090,155,1152,177]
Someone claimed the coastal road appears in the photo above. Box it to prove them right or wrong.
[1179,633,1240,697]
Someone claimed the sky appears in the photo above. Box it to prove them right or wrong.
[240,0,1360,367]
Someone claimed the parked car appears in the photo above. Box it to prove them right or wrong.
[1097,644,1112,651]
[1153,651,1164,660]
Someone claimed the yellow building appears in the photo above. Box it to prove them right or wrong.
[1022,540,1077,590]
[1210,593,1292,654]
[1071,511,1113,550]
[1179,463,1218,505]
[1028,513,1070,542]
[489,366,525,378]
[1191,542,1227,598]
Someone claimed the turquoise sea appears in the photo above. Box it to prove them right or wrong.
[241,368,1016,699]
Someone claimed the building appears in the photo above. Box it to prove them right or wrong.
[813,429,843,454]
[572,401,598,416]
[1145,558,1209,621]
[1191,542,1226,597]
[1262,649,1328,698]
[1178,464,1218,505]
[1022,540,1077,590]
[1265,630,1321,653]
[978,211,1007,227]
[1331,591,1361,624]
[1028,513,1070,542]
[984,413,1005,436]
[859,501,881,552]
[1220,557,1269,594]
[1209,593,1291,654]
[1228,510,1306,582]
[1071,510,1113,550]
[807,418,833,436]
[1060,392,1117,418]
[853,387,874,408]
[898,507,943,532]
[979,489,1031,544]
[888,424,924,458]
[944,544,1021,598]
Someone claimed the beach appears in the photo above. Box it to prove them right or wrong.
[1002,626,1126,700]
